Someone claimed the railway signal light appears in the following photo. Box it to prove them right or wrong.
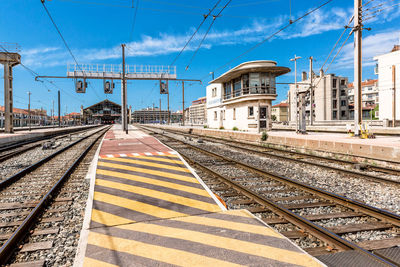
[75,79,87,93]
[160,80,168,94]
[104,79,115,94]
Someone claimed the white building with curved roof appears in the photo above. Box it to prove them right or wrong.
[206,60,290,132]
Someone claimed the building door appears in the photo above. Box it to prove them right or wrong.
[259,106,267,130]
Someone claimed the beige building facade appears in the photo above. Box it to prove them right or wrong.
[271,102,289,122]
[289,72,349,123]
[189,97,206,124]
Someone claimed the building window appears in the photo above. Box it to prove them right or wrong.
[233,108,236,120]
[242,74,249,93]
[340,89,346,96]
[333,79,337,88]
[340,79,346,86]
[341,100,346,106]
[233,78,241,97]
[248,106,254,117]
[332,89,337,98]
[212,88,217,97]
[341,110,346,117]
[214,111,217,120]
[333,100,337,109]
[333,111,337,119]
[249,73,260,93]
[224,82,231,99]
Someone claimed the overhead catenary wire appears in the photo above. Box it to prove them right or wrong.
[41,0,85,76]
[129,0,139,41]
[202,0,336,81]
[185,0,232,71]
[362,0,396,12]
[168,0,222,68]
[319,15,354,73]
[363,2,400,20]
[0,45,86,105]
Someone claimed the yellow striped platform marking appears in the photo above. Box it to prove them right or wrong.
[87,231,243,267]
[84,256,119,267]
[93,191,187,219]
[97,161,196,184]
[106,156,191,173]
[96,169,211,197]
[117,222,322,267]
[91,209,135,226]
[172,211,283,239]
[129,154,181,163]
[96,179,220,213]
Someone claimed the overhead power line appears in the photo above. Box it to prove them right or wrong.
[319,15,354,72]
[202,0,336,80]
[168,0,222,68]
[129,0,140,41]
[363,2,400,21]
[41,0,85,75]
[185,0,232,71]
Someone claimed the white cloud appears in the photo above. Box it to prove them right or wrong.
[331,30,400,70]
[21,4,400,69]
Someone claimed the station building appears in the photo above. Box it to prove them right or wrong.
[206,60,290,132]
[83,99,121,124]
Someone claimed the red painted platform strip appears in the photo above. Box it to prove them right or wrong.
[99,127,173,157]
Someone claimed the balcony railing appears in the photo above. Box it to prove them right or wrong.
[223,86,276,100]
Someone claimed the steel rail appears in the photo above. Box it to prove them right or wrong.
[151,130,395,266]
[146,126,400,184]
[0,126,110,264]
[0,126,107,189]
[156,130,400,226]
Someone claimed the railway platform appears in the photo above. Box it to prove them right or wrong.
[75,124,324,267]
[0,125,98,147]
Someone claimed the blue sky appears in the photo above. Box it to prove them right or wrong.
[1,0,400,114]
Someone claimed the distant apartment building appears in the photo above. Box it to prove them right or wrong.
[206,60,290,132]
[189,97,206,124]
[0,106,48,127]
[373,45,400,125]
[347,79,378,119]
[132,107,169,123]
[289,72,349,122]
[271,102,289,122]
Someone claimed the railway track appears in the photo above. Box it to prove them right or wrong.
[142,127,400,266]
[0,125,110,265]
[144,126,400,185]
[0,126,101,163]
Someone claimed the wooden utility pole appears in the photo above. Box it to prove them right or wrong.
[159,98,162,124]
[182,81,185,126]
[27,91,31,131]
[354,0,362,135]
[393,65,396,127]
[309,56,314,126]
[121,44,128,133]
[58,90,61,127]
